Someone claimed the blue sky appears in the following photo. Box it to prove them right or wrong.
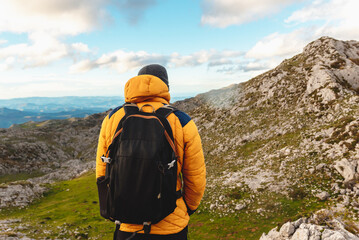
[0,0,358,100]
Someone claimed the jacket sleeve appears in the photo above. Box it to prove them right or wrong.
[181,120,206,213]
[96,116,108,179]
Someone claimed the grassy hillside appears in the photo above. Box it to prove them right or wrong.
[0,170,327,239]
[0,171,113,239]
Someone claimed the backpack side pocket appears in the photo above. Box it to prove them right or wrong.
[97,176,110,219]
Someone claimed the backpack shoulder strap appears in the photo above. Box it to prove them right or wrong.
[111,103,138,140]
[123,103,139,115]
[155,105,176,118]
[155,105,176,145]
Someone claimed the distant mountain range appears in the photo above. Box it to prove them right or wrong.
[0,107,104,128]
[0,96,189,128]
[0,96,125,113]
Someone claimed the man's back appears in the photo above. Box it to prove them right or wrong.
[96,64,206,238]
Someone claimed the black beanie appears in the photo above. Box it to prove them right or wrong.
[138,64,169,89]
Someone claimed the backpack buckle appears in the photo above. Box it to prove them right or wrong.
[101,155,112,164]
[167,159,176,169]
[143,222,151,234]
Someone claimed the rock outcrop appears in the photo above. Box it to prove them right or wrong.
[334,159,359,183]
[0,159,94,209]
[261,209,359,240]
[0,219,33,240]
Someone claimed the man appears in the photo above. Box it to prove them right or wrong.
[96,64,206,239]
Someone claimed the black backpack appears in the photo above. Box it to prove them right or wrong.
[97,103,181,234]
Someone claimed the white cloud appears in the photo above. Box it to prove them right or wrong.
[71,43,91,53]
[246,0,359,61]
[0,0,108,69]
[246,29,313,59]
[70,49,245,73]
[170,50,243,67]
[0,0,159,70]
[0,32,91,69]
[0,57,15,71]
[286,0,359,40]
[0,40,8,45]
[285,0,357,24]
[0,33,66,68]
[0,0,109,36]
[201,0,298,27]
[70,50,167,73]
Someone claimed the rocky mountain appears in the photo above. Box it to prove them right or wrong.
[0,96,189,128]
[0,96,123,128]
[0,96,125,112]
[0,112,107,209]
[0,107,105,128]
[174,36,359,238]
[1,36,359,239]
[0,112,107,176]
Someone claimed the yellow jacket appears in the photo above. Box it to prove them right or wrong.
[96,74,206,235]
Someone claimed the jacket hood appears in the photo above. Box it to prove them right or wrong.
[124,75,170,104]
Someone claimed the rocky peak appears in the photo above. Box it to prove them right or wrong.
[301,37,359,100]
[173,37,359,239]
[255,37,359,109]
[303,36,359,63]
[176,37,359,115]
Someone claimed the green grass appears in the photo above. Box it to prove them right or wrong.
[0,171,114,239]
[0,171,327,239]
[189,194,326,240]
